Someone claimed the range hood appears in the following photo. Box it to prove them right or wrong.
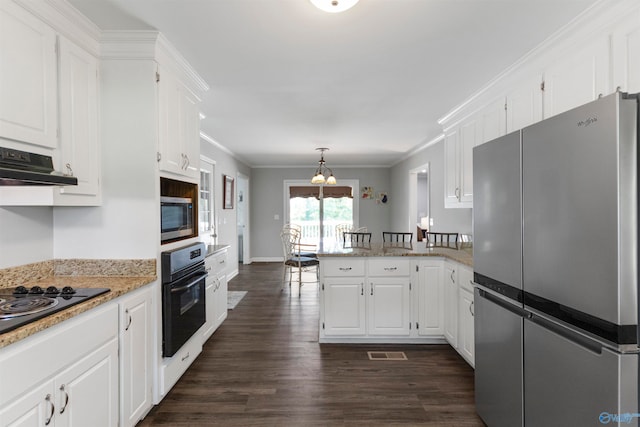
[0,147,77,186]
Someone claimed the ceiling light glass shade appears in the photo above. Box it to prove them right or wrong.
[311,173,326,184]
[311,148,337,185]
[310,0,360,13]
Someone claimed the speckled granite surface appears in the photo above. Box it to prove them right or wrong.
[206,244,231,258]
[0,259,156,349]
[317,242,473,267]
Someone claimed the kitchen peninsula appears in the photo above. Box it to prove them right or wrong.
[317,241,475,366]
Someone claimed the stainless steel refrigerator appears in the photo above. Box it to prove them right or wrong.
[473,91,639,427]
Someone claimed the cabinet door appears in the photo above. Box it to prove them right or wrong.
[56,338,118,427]
[214,272,228,328]
[157,65,183,175]
[368,278,411,336]
[443,128,460,208]
[322,277,366,336]
[543,36,610,118]
[443,262,459,347]
[612,11,640,93]
[458,288,475,367]
[203,276,217,341]
[459,118,477,205]
[416,260,444,336]
[0,1,57,148]
[507,76,543,132]
[119,287,153,427]
[0,382,55,427]
[479,98,506,144]
[179,84,200,179]
[55,36,100,204]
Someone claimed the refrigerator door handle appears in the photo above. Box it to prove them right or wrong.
[477,286,525,317]
[528,312,603,355]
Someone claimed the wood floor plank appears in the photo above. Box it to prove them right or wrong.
[139,263,485,426]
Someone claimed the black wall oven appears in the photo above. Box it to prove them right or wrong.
[161,242,207,357]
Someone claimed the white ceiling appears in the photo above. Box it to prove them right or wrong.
[68,0,598,167]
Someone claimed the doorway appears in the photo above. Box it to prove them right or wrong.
[199,157,217,244]
[237,173,250,264]
[284,180,359,246]
[409,164,430,241]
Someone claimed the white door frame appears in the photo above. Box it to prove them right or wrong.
[408,163,430,237]
[237,172,250,265]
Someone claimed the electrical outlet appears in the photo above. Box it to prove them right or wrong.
[274,214,280,220]
[430,218,434,226]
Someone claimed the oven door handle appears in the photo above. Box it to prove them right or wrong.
[171,272,207,293]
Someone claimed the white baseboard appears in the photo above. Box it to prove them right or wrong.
[250,257,282,263]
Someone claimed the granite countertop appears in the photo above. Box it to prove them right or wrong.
[317,242,473,267]
[206,243,231,257]
[0,259,156,349]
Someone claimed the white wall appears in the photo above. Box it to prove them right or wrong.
[53,60,160,259]
[390,141,472,236]
[200,138,251,274]
[0,207,53,268]
[250,166,391,260]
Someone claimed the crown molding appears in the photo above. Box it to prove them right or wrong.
[391,134,444,167]
[100,30,209,95]
[15,0,101,56]
[437,0,639,127]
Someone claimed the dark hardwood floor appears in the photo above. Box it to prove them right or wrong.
[140,262,485,426]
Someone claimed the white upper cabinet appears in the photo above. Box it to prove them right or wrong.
[0,1,58,149]
[157,64,201,181]
[479,97,506,144]
[444,118,475,209]
[611,10,640,93]
[542,35,610,119]
[55,36,100,204]
[506,76,543,133]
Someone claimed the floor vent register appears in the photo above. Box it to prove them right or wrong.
[367,351,408,361]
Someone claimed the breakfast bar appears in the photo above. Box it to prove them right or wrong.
[316,241,475,366]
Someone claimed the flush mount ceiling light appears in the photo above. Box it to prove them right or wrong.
[311,148,337,185]
[310,0,360,13]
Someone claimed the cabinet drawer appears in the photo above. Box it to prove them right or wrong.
[205,251,227,276]
[322,259,365,277]
[458,265,474,293]
[368,259,410,276]
[160,335,202,396]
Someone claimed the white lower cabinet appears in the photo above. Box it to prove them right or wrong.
[368,259,411,336]
[415,259,444,336]
[119,285,153,427]
[323,277,366,336]
[0,304,119,427]
[443,261,459,348]
[456,264,475,367]
[319,256,475,366]
[321,258,413,341]
[203,249,228,342]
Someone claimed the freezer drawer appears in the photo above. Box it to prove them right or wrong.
[524,317,638,427]
[475,288,524,427]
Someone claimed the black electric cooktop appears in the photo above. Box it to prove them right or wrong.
[0,286,110,335]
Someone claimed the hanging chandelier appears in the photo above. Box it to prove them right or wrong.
[311,148,337,185]
[310,0,360,13]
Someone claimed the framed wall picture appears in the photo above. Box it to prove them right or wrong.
[223,175,234,209]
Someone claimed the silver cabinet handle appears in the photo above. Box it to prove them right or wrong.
[205,266,212,272]
[450,270,456,284]
[383,267,397,271]
[219,259,225,264]
[360,283,364,296]
[339,267,352,271]
[455,187,460,200]
[45,394,55,425]
[470,301,474,316]
[65,163,74,177]
[370,283,374,296]
[59,384,69,414]
[181,352,190,362]
[125,308,132,331]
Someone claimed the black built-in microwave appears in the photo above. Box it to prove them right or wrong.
[160,196,194,242]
